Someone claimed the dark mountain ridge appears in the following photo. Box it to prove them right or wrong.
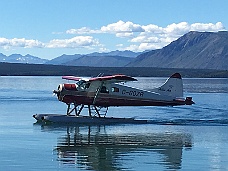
[46,54,82,65]
[1,62,227,77]
[46,50,140,66]
[64,55,133,67]
[87,50,142,57]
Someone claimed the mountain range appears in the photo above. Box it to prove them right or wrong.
[1,31,228,70]
[45,50,140,66]
[0,53,48,64]
[127,31,228,70]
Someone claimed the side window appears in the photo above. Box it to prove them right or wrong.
[112,87,119,92]
[101,86,109,93]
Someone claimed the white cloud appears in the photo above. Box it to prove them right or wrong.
[120,44,138,51]
[101,20,144,33]
[142,24,163,33]
[0,37,44,49]
[123,43,163,52]
[66,27,89,34]
[138,43,162,51]
[66,21,225,37]
[66,27,101,34]
[0,36,100,50]
[46,36,99,48]
[116,44,123,47]
[164,22,190,35]
[131,35,160,43]
[116,32,134,38]
[66,20,144,37]
[190,22,225,32]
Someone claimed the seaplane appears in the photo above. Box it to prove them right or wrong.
[33,73,194,124]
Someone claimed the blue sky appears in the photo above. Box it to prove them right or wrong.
[0,0,227,60]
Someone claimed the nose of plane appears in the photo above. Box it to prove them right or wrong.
[53,84,62,101]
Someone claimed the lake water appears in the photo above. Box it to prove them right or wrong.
[0,76,228,171]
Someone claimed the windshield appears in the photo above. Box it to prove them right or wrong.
[76,80,90,90]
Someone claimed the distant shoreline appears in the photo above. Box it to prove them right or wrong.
[0,62,227,78]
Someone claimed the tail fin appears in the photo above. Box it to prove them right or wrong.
[154,73,183,98]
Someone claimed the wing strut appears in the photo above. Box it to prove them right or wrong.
[92,81,104,105]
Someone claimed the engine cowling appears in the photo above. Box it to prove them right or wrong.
[53,83,77,101]
[62,83,77,91]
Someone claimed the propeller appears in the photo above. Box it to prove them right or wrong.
[53,85,62,100]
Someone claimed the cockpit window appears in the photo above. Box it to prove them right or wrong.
[76,80,90,90]
[76,80,86,86]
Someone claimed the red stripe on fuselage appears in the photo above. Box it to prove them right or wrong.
[61,94,186,107]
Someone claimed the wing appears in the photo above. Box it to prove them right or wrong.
[62,74,137,83]
[89,74,137,83]
[62,76,82,81]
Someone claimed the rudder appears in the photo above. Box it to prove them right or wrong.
[154,73,183,98]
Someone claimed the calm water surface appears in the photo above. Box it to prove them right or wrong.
[0,76,228,171]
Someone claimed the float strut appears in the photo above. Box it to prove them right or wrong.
[67,104,70,116]
[74,102,77,116]
[77,105,84,116]
[94,106,101,118]
[66,103,78,116]
[88,105,92,117]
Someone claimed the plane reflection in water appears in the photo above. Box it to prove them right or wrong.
[40,125,193,171]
